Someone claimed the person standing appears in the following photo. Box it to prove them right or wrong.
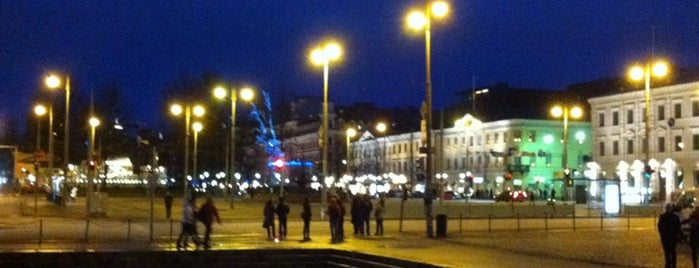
[360,195,373,236]
[198,197,221,249]
[275,196,290,239]
[658,203,682,268]
[263,198,276,240]
[176,197,201,250]
[685,208,699,268]
[301,196,312,241]
[374,198,385,236]
[327,196,341,243]
[164,192,174,220]
[351,196,361,235]
[338,196,346,241]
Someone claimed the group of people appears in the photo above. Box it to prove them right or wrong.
[175,195,221,251]
[658,203,699,268]
[261,194,386,244]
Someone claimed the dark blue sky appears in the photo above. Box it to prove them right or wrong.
[2,1,699,133]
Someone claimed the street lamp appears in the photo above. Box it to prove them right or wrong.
[550,104,583,201]
[33,105,47,152]
[310,40,343,211]
[405,0,450,238]
[170,103,205,199]
[628,59,669,201]
[376,122,388,175]
[472,88,489,115]
[346,128,357,175]
[45,74,70,174]
[214,85,255,207]
[191,122,203,192]
[87,116,100,216]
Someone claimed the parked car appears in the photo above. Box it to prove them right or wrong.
[495,190,529,202]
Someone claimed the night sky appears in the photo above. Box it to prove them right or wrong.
[2,1,699,134]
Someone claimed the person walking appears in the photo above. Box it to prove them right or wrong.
[374,198,385,236]
[198,197,221,249]
[301,196,312,241]
[164,192,174,220]
[263,198,276,240]
[658,203,682,268]
[176,197,201,250]
[685,208,699,268]
[275,196,290,239]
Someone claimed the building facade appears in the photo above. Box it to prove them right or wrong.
[350,114,591,200]
[588,80,699,203]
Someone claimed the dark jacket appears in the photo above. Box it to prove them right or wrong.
[198,202,220,225]
[302,202,312,221]
[276,202,290,220]
[658,211,682,243]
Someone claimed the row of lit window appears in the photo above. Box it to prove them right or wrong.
[598,134,699,156]
[598,100,699,127]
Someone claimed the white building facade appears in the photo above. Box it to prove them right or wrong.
[589,81,699,203]
[350,114,591,200]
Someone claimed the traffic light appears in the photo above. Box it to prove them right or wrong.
[88,160,96,171]
[644,165,654,180]
[272,158,285,171]
[564,168,572,186]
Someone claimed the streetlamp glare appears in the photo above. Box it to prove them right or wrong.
[325,43,342,61]
[34,105,47,116]
[652,61,669,77]
[193,105,205,117]
[213,86,227,99]
[346,128,357,138]
[570,107,583,119]
[431,1,449,18]
[310,48,326,65]
[240,87,255,102]
[170,104,183,116]
[192,122,203,132]
[89,117,100,127]
[45,75,61,88]
[407,11,427,30]
[628,66,645,81]
[376,122,387,133]
[551,106,563,118]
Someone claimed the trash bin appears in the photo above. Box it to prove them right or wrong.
[436,214,447,238]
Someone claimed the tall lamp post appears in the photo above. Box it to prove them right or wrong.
[214,85,254,207]
[472,88,489,115]
[405,0,449,238]
[310,40,343,211]
[33,105,47,152]
[550,105,583,201]
[346,128,357,175]
[375,122,388,175]
[170,104,205,199]
[628,60,669,201]
[191,122,203,192]
[45,74,70,173]
[87,116,100,216]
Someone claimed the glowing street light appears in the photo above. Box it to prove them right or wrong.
[87,116,100,216]
[376,122,388,174]
[551,104,583,200]
[628,59,669,202]
[213,85,255,207]
[404,0,450,238]
[170,103,205,199]
[192,121,203,190]
[45,74,71,178]
[310,39,343,210]
[33,105,47,152]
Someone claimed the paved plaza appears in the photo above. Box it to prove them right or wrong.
[0,195,686,267]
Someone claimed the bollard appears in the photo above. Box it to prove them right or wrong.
[517,213,521,232]
[85,218,90,243]
[600,212,604,231]
[38,219,43,246]
[544,213,548,232]
[488,214,492,233]
[127,219,132,241]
